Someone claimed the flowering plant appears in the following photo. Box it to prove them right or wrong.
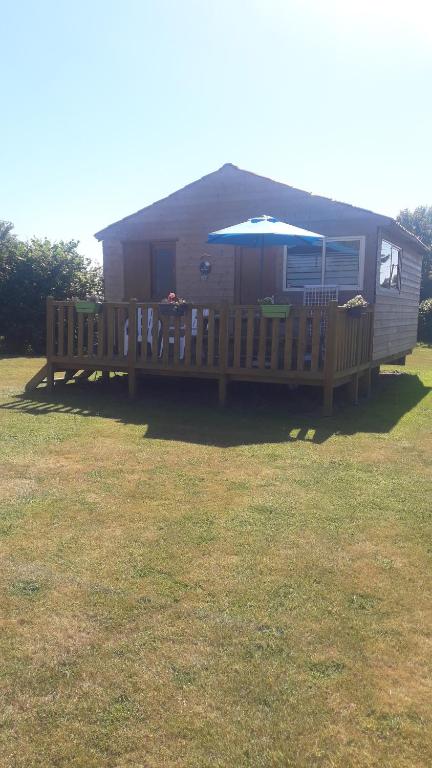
[343,294,368,310]
[160,291,188,307]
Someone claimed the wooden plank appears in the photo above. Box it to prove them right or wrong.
[283,315,293,371]
[270,318,279,370]
[184,306,192,367]
[97,308,105,359]
[152,304,159,361]
[118,306,126,358]
[46,297,54,360]
[77,313,84,357]
[195,307,203,367]
[245,309,254,368]
[25,364,48,392]
[233,308,242,369]
[87,314,94,356]
[322,301,339,415]
[257,316,267,369]
[296,308,307,371]
[310,310,321,371]
[139,306,149,361]
[207,309,215,367]
[162,316,170,365]
[173,314,181,365]
[218,304,229,373]
[107,304,114,358]
[128,299,137,398]
[57,305,65,357]
[67,305,74,357]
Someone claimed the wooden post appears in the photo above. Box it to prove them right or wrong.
[46,296,55,390]
[128,299,137,399]
[359,367,372,399]
[322,301,338,416]
[218,303,229,406]
[348,373,359,405]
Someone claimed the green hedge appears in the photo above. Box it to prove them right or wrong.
[418,299,432,343]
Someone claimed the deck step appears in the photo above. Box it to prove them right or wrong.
[25,364,48,392]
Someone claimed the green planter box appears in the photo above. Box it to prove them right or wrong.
[75,301,103,314]
[260,304,291,319]
[158,303,188,317]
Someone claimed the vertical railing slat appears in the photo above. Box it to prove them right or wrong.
[310,309,321,371]
[87,314,94,356]
[207,309,215,367]
[195,307,203,367]
[283,315,293,371]
[246,309,254,368]
[258,316,266,369]
[233,308,242,368]
[184,306,192,367]
[77,313,84,357]
[67,305,74,357]
[297,308,307,371]
[173,314,181,365]
[97,308,104,359]
[106,304,114,359]
[162,316,169,365]
[57,305,65,357]
[270,318,279,369]
[152,304,159,361]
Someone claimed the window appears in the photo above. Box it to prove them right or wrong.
[379,239,402,291]
[284,237,364,290]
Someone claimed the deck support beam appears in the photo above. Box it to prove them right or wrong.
[348,373,359,405]
[323,384,334,417]
[128,368,136,399]
[46,362,55,391]
[218,375,227,407]
[359,367,372,399]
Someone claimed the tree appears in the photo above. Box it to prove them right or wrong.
[397,206,432,300]
[0,222,103,353]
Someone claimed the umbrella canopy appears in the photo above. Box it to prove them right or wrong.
[207,215,323,248]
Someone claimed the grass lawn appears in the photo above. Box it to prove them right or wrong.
[1,348,432,768]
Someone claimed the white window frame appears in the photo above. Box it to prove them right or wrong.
[377,238,402,294]
[282,235,365,292]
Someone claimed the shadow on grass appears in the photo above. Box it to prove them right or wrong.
[1,368,430,446]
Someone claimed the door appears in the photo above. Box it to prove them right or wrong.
[237,247,278,304]
[151,243,176,300]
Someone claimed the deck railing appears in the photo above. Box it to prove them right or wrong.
[47,299,374,382]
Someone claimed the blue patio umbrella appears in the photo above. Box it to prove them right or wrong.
[207,215,323,294]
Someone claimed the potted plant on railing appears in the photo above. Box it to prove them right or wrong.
[343,294,368,318]
[74,294,104,314]
[158,292,189,316]
[258,296,291,319]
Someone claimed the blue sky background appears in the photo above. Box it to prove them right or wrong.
[1,0,431,261]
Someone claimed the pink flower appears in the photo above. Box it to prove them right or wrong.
[167,292,176,302]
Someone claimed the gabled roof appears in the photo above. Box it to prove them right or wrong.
[94,163,428,253]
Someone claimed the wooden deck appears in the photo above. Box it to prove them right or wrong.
[28,299,375,414]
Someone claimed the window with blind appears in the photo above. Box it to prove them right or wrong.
[284,237,364,290]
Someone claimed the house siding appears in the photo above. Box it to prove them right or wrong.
[103,239,124,301]
[102,165,384,304]
[372,228,422,362]
[99,165,423,362]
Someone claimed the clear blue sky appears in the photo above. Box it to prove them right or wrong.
[1,0,431,262]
